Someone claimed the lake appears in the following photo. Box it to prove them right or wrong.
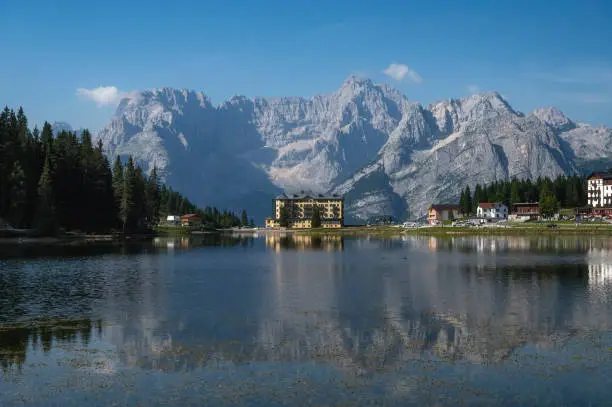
[1,234,612,406]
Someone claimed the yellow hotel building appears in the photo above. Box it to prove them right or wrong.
[265,193,344,229]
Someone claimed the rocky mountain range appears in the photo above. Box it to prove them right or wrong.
[94,76,612,223]
[52,121,83,137]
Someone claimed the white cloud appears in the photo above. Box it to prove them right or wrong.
[467,85,481,94]
[383,63,422,83]
[76,86,127,107]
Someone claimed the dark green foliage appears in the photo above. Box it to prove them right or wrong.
[279,206,290,227]
[510,179,521,204]
[145,167,161,227]
[8,161,26,226]
[463,175,586,213]
[157,184,242,229]
[472,184,483,214]
[0,106,241,234]
[459,185,472,215]
[241,209,248,226]
[36,155,57,235]
[112,155,123,208]
[120,157,136,232]
[539,183,559,218]
[311,205,322,228]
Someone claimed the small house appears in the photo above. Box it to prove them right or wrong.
[427,204,463,224]
[181,213,202,227]
[166,215,180,226]
[510,202,540,220]
[477,203,508,220]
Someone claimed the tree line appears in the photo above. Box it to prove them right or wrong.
[458,175,587,217]
[0,106,252,235]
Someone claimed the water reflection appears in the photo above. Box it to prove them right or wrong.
[3,235,612,405]
[152,234,255,250]
[0,319,102,373]
[265,234,344,251]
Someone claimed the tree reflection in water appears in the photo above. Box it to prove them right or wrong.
[0,318,102,373]
[1,235,612,407]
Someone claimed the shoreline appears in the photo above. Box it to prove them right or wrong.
[4,223,612,245]
[0,232,157,246]
[226,223,612,237]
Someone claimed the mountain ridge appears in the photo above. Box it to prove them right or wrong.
[95,76,612,222]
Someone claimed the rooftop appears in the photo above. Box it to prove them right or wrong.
[429,204,460,210]
[588,172,612,180]
[275,192,343,200]
[478,203,496,209]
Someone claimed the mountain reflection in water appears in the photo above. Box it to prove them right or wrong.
[2,235,612,405]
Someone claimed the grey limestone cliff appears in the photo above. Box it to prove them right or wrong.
[96,77,610,222]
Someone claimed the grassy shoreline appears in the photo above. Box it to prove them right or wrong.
[230,222,612,237]
[4,222,612,245]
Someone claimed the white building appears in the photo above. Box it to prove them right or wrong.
[166,215,180,226]
[477,203,508,220]
[587,172,612,207]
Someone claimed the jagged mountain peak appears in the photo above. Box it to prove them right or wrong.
[51,121,73,133]
[51,121,83,136]
[97,77,612,223]
[532,107,575,132]
[459,91,516,114]
[116,87,212,116]
[341,75,374,88]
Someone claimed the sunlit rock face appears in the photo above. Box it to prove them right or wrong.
[97,78,612,222]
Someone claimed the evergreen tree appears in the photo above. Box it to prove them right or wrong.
[279,206,290,227]
[112,156,123,204]
[240,209,248,226]
[8,161,26,227]
[464,185,472,216]
[510,179,521,204]
[0,106,213,233]
[166,190,177,215]
[459,189,466,215]
[178,196,187,215]
[132,167,147,229]
[472,184,483,214]
[249,218,255,228]
[120,157,136,232]
[311,205,322,228]
[145,167,161,227]
[0,107,13,218]
[40,122,54,157]
[539,183,559,218]
[36,155,57,235]
[91,140,116,232]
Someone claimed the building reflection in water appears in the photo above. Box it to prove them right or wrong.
[265,234,344,252]
[586,239,612,292]
[152,235,255,251]
[5,235,612,381]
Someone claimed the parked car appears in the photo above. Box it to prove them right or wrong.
[402,222,420,228]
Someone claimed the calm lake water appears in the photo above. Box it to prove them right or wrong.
[2,234,612,406]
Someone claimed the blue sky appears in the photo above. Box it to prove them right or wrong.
[1,0,611,131]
